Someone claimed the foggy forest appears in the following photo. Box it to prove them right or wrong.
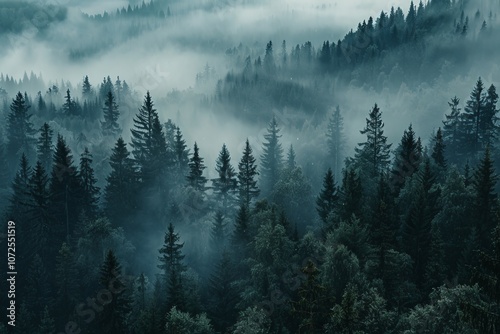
[1,0,500,333]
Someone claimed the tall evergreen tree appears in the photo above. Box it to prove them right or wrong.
[36,123,54,174]
[130,92,168,186]
[238,139,259,207]
[101,91,120,136]
[8,154,31,218]
[472,146,498,245]
[391,124,421,193]
[82,75,93,100]
[99,250,131,334]
[338,168,363,222]
[482,84,499,148]
[212,144,237,214]
[173,126,189,181]
[49,135,81,243]
[78,147,100,217]
[462,78,487,159]
[6,91,35,161]
[158,223,187,311]
[326,106,345,179]
[431,127,447,169]
[55,243,79,322]
[104,137,139,226]
[316,168,338,227]
[187,142,208,192]
[260,116,284,196]
[210,211,226,254]
[354,104,392,178]
[442,96,463,164]
[286,145,297,170]
[232,204,250,255]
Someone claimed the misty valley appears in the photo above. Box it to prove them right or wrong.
[1,0,500,333]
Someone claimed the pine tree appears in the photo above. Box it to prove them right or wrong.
[263,40,275,74]
[391,124,421,193]
[443,96,463,164]
[130,92,168,185]
[232,204,250,253]
[82,75,93,100]
[431,127,447,169]
[49,135,81,243]
[316,168,338,227]
[354,104,392,178]
[238,139,259,207]
[208,251,239,332]
[260,116,284,196]
[210,211,226,254]
[338,168,363,222]
[463,78,487,159]
[104,137,139,226]
[101,91,120,136]
[482,84,499,148]
[36,123,53,174]
[79,147,100,217]
[158,223,187,311]
[472,147,498,245]
[6,91,35,161]
[27,161,51,257]
[423,224,446,295]
[286,145,297,170]
[187,142,208,192]
[99,250,131,334]
[173,126,189,180]
[326,106,345,179]
[8,154,31,218]
[62,89,76,115]
[212,144,237,214]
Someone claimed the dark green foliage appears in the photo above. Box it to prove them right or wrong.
[79,147,100,218]
[101,91,120,136]
[6,91,35,161]
[208,251,239,332]
[260,116,284,196]
[316,168,338,226]
[36,123,54,174]
[210,211,226,254]
[212,144,237,214]
[55,243,79,323]
[354,104,392,179]
[173,126,189,181]
[339,168,363,222]
[187,142,208,192]
[431,127,447,169]
[472,147,498,245]
[442,96,463,165]
[391,124,421,193]
[98,250,131,334]
[158,223,187,311]
[232,204,250,252]
[104,137,139,226]
[238,139,259,207]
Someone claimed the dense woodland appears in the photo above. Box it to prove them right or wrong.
[1,0,500,333]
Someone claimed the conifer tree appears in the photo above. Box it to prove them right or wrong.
[210,211,226,254]
[99,250,131,334]
[472,146,498,245]
[482,84,499,148]
[8,154,31,218]
[238,139,259,207]
[326,106,345,179]
[38,306,56,334]
[130,92,168,185]
[36,123,53,174]
[463,78,486,158]
[232,204,250,254]
[260,116,284,196]
[158,223,187,311]
[187,142,208,192]
[173,126,189,180]
[104,137,139,226]
[212,144,237,214]
[6,91,35,161]
[286,145,297,170]
[101,91,120,136]
[431,127,447,169]
[442,96,463,164]
[55,243,79,322]
[338,168,363,222]
[49,135,81,243]
[391,124,421,193]
[354,104,392,178]
[79,147,100,217]
[82,75,93,100]
[316,168,338,226]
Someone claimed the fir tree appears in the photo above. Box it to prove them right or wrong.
[431,127,447,169]
[36,123,53,174]
[442,96,463,164]
[210,210,226,254]
[391,124,421,193]
[482,84,499,148]
[238,139,259,207]
[354,104,392,178]
[316,168,338,227]
[260,116,284,196]
[99,250,131,334]
[82,75,93,100]
[339,168,363,222]
[158,223,187,311]
[55,243,79,322]
[463,78,486,159]
[326,106,345,179]
[187,142,208,192]
[232,204,250,256]
[101,91,120,136]
[79,147,100,217]
[6,91,35,161]
[286,145,297,170]
[212,144,237,214]
[8,154,31,218]
[472,146,498,245]
[104,137,139,226]
[173,126,189,181]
